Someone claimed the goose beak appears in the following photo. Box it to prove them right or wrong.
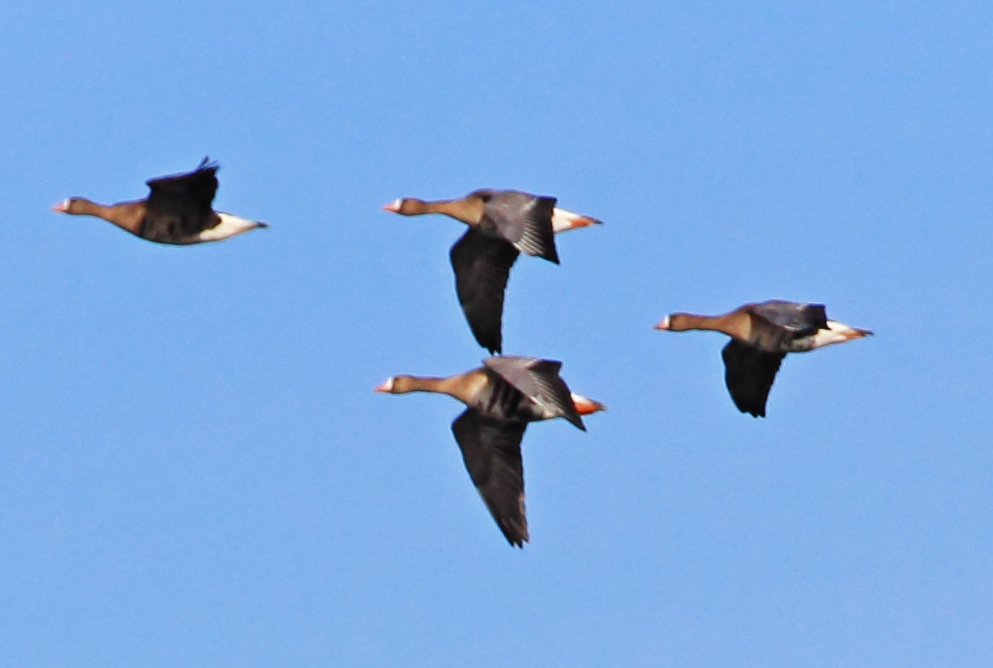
[382,199,401,213]
[374,377,395,393]
[52,199,69,213]
[653,316,671,330]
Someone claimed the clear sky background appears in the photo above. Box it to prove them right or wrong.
[1,1,992,666]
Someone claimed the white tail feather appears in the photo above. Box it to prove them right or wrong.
[810,320,868,349]
[198,212,264,242]
[551,208,600,233]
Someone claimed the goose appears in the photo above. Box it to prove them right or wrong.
[375,355,605,547]
[383,190,602,354]
[52,158,267,244]
[655,300,872,417]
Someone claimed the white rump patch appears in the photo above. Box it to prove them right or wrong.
[570,392,604,413]
[198,212,263,242]
[811,321,860,349]
[551,207,597,233]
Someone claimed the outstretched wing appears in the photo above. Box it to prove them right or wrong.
[721,340,786,418]
[143,157,220,241]
[475,190,559,264]
[751,300,828,333]
[450,229,520,354]
[451,410,529,547]
[483,356,584,429]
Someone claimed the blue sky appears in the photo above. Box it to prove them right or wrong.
[2,1,992,665]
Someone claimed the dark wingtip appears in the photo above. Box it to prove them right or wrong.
[478,331,501,355]
[256,222,270,229]
[735,402,766,418]
[535,240,560,264]
[502,527,528,548]
[197,156,219,171]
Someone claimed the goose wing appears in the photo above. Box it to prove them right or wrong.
[721,340,786,418]
[143,157,220,241]
[483,356,584,429]
[450,229,520,354]
[750,301,828,334]
[452,410,529,547]
[475,190,559,263]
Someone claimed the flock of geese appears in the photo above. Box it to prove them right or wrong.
[54,159,873,547]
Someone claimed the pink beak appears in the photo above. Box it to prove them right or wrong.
[382,200,401,213]
[52,200,69,213]
[374,379,393,393]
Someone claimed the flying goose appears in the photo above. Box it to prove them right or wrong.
[655,300,872,417]
[376,355,605,547]
[52,158,267,244]
[383,190,601,354]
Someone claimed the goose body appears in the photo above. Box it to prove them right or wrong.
[53,158,267,245]
[656,300,872,417]
[376,356,605,547]
[383,189,601,353]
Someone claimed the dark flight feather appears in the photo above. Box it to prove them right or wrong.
[474,190,559,264]
[450,229,520,354]
[722,340,786,418]
[751,301,828,334]
[452,410,529,547]
[483,356,585,429]
[141,157,221,242]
